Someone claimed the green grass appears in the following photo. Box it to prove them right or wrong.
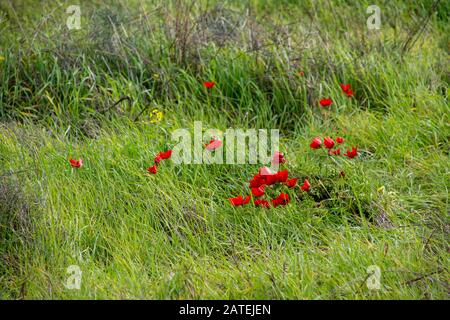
[0,0,449,299]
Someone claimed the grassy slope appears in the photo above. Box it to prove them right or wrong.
[0,0,449,299]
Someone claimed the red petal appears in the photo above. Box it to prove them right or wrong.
[158,150,172,159]
[286,178,298,188]
[147,165,158,174]
[254,199,270,208]
[300,179,310,191]
[251,186,265,197]
[205,139,222,151]
[324,137,335,149]
[276,170,289,183]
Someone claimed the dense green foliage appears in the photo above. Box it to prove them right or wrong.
[0,0,448,299]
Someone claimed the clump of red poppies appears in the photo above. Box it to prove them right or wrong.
[309,136,357,159]
[229,152,311,209]
[340,84,354,97]
[147,150,172,174]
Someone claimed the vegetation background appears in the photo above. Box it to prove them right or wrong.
[0,0,448,299]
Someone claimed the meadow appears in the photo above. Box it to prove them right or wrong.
[0,0,449,299]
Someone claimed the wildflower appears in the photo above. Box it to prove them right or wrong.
[154,155,162,164]
[205,138,222,151]
[251,185,265,197]
[310,137,322,149]
[271,151,286,165]
[319,98,332,107]
[272,193,290,207]
[340,84,354,98]
[298,71,305,76]
[276,170,289,183]
[147,165,157,174]
[69,158,83,168]
[150,109,163,123]
[286,178,298,188]
[0,56,5,62]
[324,137,335,149]
[336,137,344,144]
[329,148,341,156]
[254,199,270,208]
[158,150,172,159]
[203,81,215,89]
[344,146,358,158]
[300,179,310,191]
[229,195,251,206]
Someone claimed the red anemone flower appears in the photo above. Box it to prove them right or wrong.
[272,193,290,207]
[203,81,215,89]
[276,170,289,183]
[286,178,298,188]
[147,165,157,174]
[69,158,83,168]
[154,155,162,164]
[344,146,358,158]
[340,84,351,93]
[158,150,172,159]
[329,148,341,156]
[251,185,265,197]
[254,199,270,208]
[310,137,322,149]
[271,151,286,165]
[345,89,354,97]
[205,139,222,151]
[336,136,344,144]
[324,137,335,149]
[300,179,310,191]
[229,195,251,206]
[319,98,332,107]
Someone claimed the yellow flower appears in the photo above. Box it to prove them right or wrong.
[149,109,163,123]
[0,56,5,62]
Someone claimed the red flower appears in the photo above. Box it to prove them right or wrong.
[324,137,335,149]
[286,178,298,188]
[69,158,83,168]
[251,185,265,197]
[205,139,222,151]
[154,155,162,164]
[340,84,354,97]
[340,84,354,98]
[271,193,290,207]
[271,151,286,165]
[158,150,172,159]
[147,165,157,174]
[300,179,310,191]
[340,84,351,93]
[310,137,322,149]
[336,136,344,144]
[345,89,354,97]
[229,195,251,206]
[329,148,341,156]
[254,199,270,208]
[344,146,358,158]
[298,71,305,76]
[276,170,289,183]
[203,81,215,89]
[319,98,332,107]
